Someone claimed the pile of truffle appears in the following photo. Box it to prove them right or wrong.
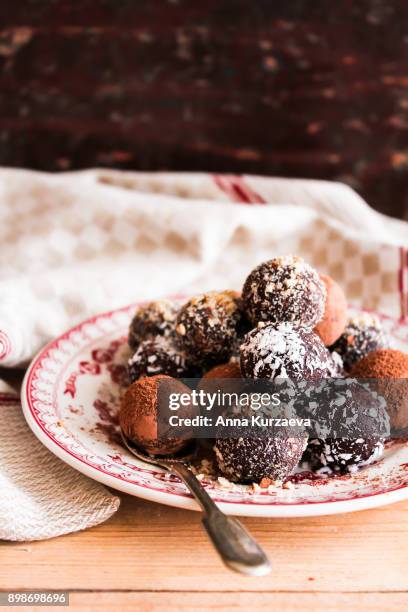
[119,255,408,485]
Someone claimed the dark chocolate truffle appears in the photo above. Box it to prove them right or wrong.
[242,255,326,329]
[304,379,389,473]
[350,349,408,432]
[240,322,332,381]
[119,375,193,455]
[128,336,193,382]
[330,313,389,372]
[214,386,308,483]
[128,300,178,351]
[175,291,243,366]
[214,436,306,483]
[314,275,348,346]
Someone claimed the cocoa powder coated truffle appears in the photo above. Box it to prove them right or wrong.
[240,322,332,381]
[175,291,243,366]
[119,375,193,455]
[197,361,243,398]
[242,255,326,329]
[350,348,408,379]
[350,349,408,431]
[202,361,242,381]
[314,274,348,346]
[128,300,178,351]
[330,313,389,372]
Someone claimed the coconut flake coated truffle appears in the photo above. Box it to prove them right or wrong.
[175,291,244,366]
[304,379,389,473]
[242,255,326,329]
[128,300,178,351]
[350,349,408,431]
[128,336,195,382]
[330,313,389,372]
[314,275,348,346]
[214,436,306,483]
[119,375,193,455]
[308,438,385,475]
[240,322,332,381]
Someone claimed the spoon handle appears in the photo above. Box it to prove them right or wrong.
[170,462,271,577]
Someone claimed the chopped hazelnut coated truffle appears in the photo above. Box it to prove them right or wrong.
[242,255,326,329]
[175,291,244,366]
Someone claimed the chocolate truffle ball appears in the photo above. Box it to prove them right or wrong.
[214,436,306,483]
[213,375,308,483]
[240,322,332,381]
[175,291,243,366]
[350,349,408,432]
[314,275,348,346]
[119,375,193,455]
[202,361,242,381]
[307,438,385,475]
[242,255,326,329]
[128,300,178,351]
[330,313,390,373]
[197,362,243,398]
[304,379,389,473]
[128,336,194,382]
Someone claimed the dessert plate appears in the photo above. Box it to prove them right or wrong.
[21,301,408,517]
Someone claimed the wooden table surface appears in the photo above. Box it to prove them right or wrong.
[1,491,408,611]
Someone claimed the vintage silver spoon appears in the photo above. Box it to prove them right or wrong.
[120,431,271,577]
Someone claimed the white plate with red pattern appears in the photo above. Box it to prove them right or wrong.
[21,301,408,517]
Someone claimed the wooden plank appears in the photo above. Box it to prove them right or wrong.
[1,494,408,593]
[50,591,408,611]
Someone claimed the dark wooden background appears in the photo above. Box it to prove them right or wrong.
[1,0,408,220]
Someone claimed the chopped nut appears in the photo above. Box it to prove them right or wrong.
[176,323,186,335]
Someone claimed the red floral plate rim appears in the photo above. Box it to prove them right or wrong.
[21,301,408,517]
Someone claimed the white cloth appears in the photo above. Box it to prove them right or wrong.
[0,168,407,541]
[0,381,119,541]
[0,168,407,367]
